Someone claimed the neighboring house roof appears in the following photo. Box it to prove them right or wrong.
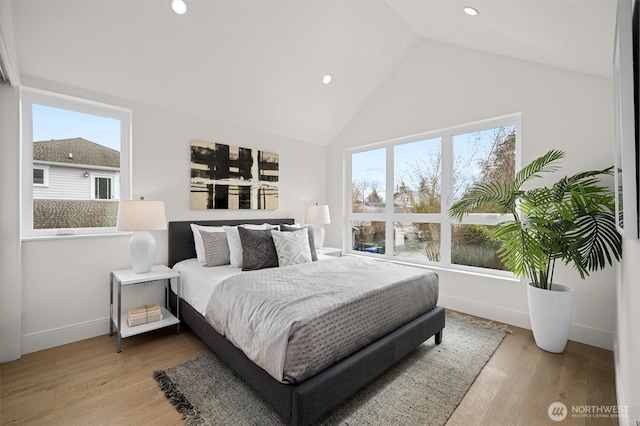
[33,138,120,168]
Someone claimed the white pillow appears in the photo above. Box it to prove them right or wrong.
[271,229,312,267]
[190,224,225,263]
[223,224,272,268]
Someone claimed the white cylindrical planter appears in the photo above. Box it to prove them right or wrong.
[527,283,574,353]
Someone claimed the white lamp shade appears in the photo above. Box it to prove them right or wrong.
[304,204,331,225]
[116,200,167,231]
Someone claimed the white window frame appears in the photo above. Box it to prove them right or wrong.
[21,87,132,238]
[345,114,521,277]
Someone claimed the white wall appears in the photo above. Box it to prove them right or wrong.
[0,84,22,362]
[0,0,22,364]
[327,39,617,350]
[616,240,640,425]
[6,76,327,357]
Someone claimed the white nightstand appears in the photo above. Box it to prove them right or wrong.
[109,265,181,352]
[318,247,342,257]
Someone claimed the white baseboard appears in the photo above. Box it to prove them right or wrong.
[439,294,613,350]
[615,379,629,426]
[19,296,614,355]
[22,317,111,355]
[568,322,614,351]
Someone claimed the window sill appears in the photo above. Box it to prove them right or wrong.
[344,252,521,283]
[21,231,132,242]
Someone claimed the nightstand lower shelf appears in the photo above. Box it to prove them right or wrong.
[110,265,181,352]
[116,306,179,338]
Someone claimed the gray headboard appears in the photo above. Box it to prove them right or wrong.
[168,218,295,267]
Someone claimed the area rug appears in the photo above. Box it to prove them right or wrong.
[153,312,508,426]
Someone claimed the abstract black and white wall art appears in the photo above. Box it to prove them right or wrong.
[190,140,279,209]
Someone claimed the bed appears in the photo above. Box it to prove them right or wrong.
[168,218,445,426]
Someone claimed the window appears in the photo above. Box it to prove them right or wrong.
[93,175,114,200]
[347,115,520,276]
[33,165,49,186]
[21,88,131,237]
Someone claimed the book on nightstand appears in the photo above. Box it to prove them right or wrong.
[126,304,163,327]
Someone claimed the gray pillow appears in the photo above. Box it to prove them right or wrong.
[199,230,230,267]
[281,225,318,261]
[238,227,279,271]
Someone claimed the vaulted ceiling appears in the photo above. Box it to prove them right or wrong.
[8,0,617,146]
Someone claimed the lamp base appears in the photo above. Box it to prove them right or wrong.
[129,232,156,274]
[311,225,325,250]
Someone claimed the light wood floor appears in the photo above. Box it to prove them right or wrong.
[0,314,616,426]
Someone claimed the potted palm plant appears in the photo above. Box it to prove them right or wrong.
[448,149,622,353]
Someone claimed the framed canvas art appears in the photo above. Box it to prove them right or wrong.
[190,140,278,210]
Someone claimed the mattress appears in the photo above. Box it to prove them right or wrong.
[171,259,242,315]
[205,256,439,383]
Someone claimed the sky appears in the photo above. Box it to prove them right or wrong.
[351,125,516,202]
[32,104,121,151]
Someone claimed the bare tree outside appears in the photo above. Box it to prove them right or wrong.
[451,126,516,269]
[351,125,516,270]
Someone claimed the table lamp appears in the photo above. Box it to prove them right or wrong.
[116,198,167,273]
[304,204,331,250]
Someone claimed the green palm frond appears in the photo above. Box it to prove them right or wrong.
[567,212,622,277]
[448,150,567,222]
[448,149,622,288]
[494,220,550,285]
[448,181,518,221]
[513,149,565,189]
[551,168,612,203]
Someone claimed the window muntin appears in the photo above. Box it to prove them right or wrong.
[347,115,519,275]
[21,88,131,237]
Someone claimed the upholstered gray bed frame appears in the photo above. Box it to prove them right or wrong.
[168,218,445,426]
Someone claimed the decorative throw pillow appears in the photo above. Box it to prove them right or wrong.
[280,224,317,261]
[237,227,279,271]
[199,230,230,267]
[224,224,269,268]
[190,224,225,263]
[271,230,312,267]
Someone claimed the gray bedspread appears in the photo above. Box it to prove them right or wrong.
[205,256,439,383]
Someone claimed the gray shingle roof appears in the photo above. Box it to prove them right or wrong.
[33,138,120,168]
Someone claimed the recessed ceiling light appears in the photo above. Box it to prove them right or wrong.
[171,0,187,15]
[463,6,479,16]
[322,74,332,84]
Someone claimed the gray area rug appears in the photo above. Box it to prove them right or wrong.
[153,312,507,426]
